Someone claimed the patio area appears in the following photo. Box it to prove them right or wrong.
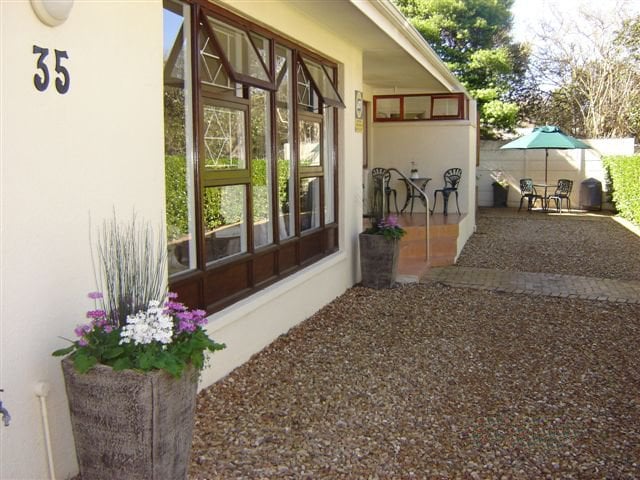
[189,208,640,478]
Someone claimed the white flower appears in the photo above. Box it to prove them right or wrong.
[119,301,174,346]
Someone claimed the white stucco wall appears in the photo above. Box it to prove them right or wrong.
[478,138,635,208]
[0,2,165,479]
[1,1,364,479]
[368,112,478,258]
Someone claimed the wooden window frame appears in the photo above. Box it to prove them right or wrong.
[165,0,341,314]
[373,93,467,122]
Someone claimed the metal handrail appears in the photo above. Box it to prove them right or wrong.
[385,168,430,264]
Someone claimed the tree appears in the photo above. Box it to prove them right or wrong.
[521,5,640,139]
[394,0,527,137]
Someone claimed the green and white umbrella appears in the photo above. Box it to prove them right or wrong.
[501,125,591,183]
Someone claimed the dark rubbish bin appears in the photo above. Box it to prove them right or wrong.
[579,178,602,211]
[492,183,509,207]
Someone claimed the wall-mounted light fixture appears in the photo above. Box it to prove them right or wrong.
[31,0,74,27]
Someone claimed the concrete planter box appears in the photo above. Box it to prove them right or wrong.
[359,233,400,288]
[61,358,198,480]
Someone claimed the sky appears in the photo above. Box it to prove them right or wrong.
[511,0,640,45]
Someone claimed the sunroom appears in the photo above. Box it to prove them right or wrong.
[163,0,477,314]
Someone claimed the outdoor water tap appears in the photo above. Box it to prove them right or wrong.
[0,401,10,427]
[0,390,10,427]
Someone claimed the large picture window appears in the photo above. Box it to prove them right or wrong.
[163,0,343,312]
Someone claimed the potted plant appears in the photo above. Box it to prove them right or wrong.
[53,214,225,480]
[359,214,407,288]
[410,160,419,179]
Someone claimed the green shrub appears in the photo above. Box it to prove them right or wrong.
[603,154,640,226]
[165,155,189,241]
[166,155,294,238]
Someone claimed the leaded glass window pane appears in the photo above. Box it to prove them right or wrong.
[299,57,345,108]
[297,63,318,112]
[207,16,271,84]
[198,24,233,90]
[203,104,246,169]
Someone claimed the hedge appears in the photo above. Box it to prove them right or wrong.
[165,155,292,241]
[603,154,640,226]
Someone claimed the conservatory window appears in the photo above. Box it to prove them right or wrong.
[163,0,342,312]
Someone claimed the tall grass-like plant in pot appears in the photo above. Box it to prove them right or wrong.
[359,214,406,288]
[53,214,225,480]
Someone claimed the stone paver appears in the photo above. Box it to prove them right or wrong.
[424,266,640,304]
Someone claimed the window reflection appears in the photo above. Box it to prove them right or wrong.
[207,16,271,84]
[300,177,320,232]
[164,0,196,276]
[324,108,335,224]
[204,185,247,264]
[299,119,321,167]
[203,104,246,169]
[276,45,295,240]
[251,88,273,248]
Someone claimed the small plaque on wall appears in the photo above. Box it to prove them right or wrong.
[355,90,363,133]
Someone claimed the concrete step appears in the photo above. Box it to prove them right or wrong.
[397,220,458,278]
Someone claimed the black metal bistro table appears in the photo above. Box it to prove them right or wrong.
[534,183,556,211]
[400,177,431,214]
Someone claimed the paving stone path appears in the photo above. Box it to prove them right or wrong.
[425,266,640,304]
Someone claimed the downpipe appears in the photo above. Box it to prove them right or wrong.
[35,382,57,480]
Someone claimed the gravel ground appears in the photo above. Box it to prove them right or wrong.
[189,209,640,479]
[457,208,640,281]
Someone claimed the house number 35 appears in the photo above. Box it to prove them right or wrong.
[33,45,70,94]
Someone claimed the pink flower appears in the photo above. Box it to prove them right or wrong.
[74,324,92,338]
[88,292,103,300]
[165,300,186,313]
[178,319,196,333]
[385,215,399,227]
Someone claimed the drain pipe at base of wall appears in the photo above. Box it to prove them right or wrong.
[35,382,57,480]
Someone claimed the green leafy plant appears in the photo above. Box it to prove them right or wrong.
[53,292,225,377]
[603,154,640,226]
[53,214,225,377]
[363,215,407,241]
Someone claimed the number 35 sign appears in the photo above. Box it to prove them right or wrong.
[33,45,70,94]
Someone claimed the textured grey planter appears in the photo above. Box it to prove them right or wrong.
[359,233,400,289]
[61,358,198,480]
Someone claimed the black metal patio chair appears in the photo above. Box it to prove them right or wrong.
[430,167,462,215]
[546,179,573,213]
[518,178,542,212]
[371,167,399,215]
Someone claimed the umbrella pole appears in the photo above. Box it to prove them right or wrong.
[545,149,548,184]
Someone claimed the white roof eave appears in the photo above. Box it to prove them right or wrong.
[351,0,470,96]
